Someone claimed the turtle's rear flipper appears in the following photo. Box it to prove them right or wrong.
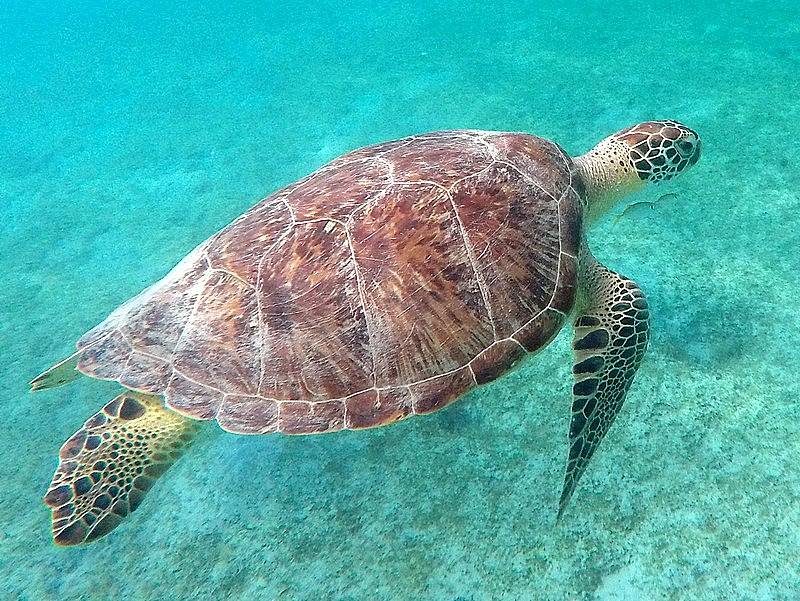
[30,352,82,392]
[559,257,650,518]
[44,392,198,545]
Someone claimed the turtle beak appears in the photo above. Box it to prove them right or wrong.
[676,130,701,167]
[688,138,701,166]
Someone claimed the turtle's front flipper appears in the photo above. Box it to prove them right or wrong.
[44,392,199,545]
[559,258,650,518]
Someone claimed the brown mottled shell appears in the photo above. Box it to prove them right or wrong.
[74,131,582,434]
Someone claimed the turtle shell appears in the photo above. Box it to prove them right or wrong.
[73,130,582,434]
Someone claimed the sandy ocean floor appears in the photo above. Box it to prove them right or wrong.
[2,1,800,599]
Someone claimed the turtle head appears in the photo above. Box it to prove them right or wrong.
[576,120,701,224]
[616,120,701,183]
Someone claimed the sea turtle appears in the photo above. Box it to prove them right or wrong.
[33,120,701,545]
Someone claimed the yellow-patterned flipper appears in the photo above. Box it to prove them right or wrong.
[559,257,650,518]
[44,392,199,545]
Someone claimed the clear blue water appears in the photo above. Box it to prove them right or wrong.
[2,1,799,599]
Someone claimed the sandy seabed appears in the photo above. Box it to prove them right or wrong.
[2,1,799,599]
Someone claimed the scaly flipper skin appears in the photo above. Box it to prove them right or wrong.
[558,256,650,518]
[44,392,198,545]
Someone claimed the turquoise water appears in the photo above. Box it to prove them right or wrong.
[2,1,799,599]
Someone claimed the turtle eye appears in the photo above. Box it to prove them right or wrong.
[676,140,695,158]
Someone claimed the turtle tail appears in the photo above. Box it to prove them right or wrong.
[30,351,82,392]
